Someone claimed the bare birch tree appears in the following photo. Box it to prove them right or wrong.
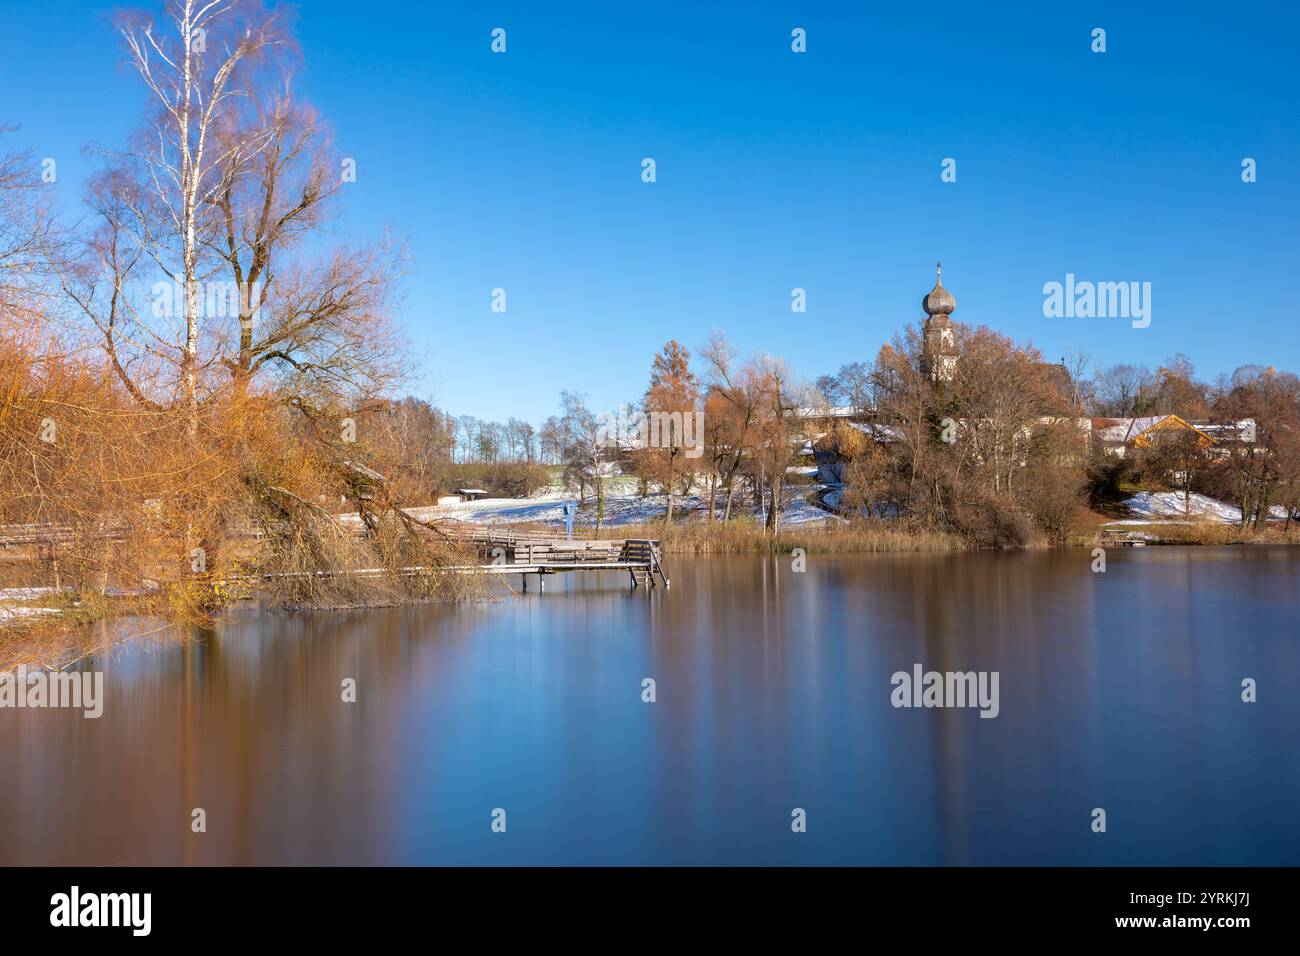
[61,1,279,425]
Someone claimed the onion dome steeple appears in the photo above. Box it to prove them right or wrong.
[922,260,956,316]
[921,260,957,383]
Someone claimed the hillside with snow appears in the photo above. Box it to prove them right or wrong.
[1119,491,1288,525]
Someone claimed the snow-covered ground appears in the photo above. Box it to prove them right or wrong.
[0,606,60,623]
[1119,491,1289,525]
[404,481,838,530]
[0,587,62,623]
[323,475,1300,537]
[782,486,843,525]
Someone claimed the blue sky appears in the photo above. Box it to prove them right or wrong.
[3,0,1297,421]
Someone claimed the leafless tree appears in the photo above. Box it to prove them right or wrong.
[558,390,607,529]
[63,1,281,430]
[1093,363,1155,417]
[701,331,758,522]
[0,129,57,323]
[209,91,405,412]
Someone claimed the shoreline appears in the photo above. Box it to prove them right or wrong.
[3,519,1294,662]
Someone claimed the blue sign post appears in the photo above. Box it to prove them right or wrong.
[562,501,576,540]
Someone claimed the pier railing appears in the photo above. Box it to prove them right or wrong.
[441,526,669,589]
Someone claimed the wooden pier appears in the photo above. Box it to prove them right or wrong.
[445,527,670,591]
[0,518,671,594]
[1098,529,1150,548]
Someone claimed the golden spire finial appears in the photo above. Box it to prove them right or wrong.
[936,259,942,282]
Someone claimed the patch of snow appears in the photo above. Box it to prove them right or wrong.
[0,587,66,625]
[0,605,60,622]
[781,486,843,525]
[0,587,59,601]
[1125,491,1244,524]
[398,483,842,530]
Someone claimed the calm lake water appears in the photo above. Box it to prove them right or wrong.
[2,546,1298,866]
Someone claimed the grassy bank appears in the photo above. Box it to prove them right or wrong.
[1094,521,1300,546]
[604,514,1300,553]
[597,520,967,555]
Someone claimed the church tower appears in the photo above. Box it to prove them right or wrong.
[921,261,957,383]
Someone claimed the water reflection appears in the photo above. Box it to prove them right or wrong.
[1,547,1297,864]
